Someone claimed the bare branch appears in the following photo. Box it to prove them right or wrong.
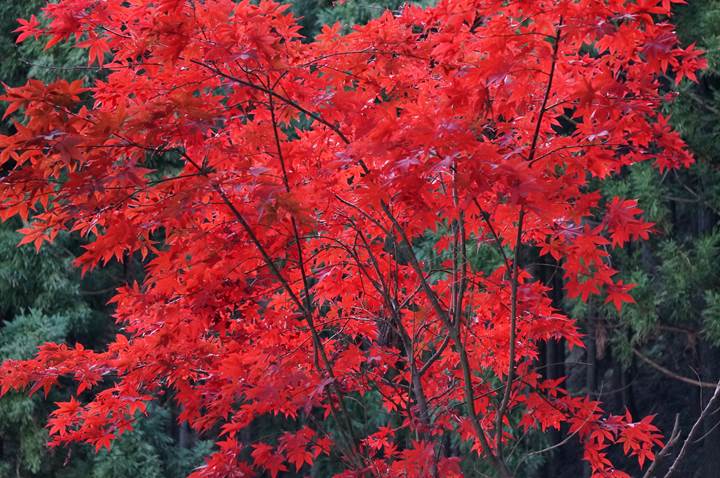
[663,382,720,478]
[642,414,681,478]
[633,349,718,389]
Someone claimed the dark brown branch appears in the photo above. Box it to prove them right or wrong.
[344,213,434,436]
[642,414,681,478]
[417,334,450,376]
[663,382,720,478]
[180,151,307,312]
[190,60,351,144]
[496,16,562,461]
[267,95,363,462]
[527,17,563,165]
[474,198,511,271]
[379,202,510,476]
[633,349,718,389]
[495,208,525,457]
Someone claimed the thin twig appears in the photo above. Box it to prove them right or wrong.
[642,414,681,478]
[663,381,720,478]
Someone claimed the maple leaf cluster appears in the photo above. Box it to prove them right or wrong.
[0,0,702,477]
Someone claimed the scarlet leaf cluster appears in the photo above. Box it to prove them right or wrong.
[0,0,702,476]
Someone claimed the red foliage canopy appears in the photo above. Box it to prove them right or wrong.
[0,0,703,476]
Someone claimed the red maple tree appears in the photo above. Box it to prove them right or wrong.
[0,0,704,476]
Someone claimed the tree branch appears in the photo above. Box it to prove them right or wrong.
[663,382,720,478]
[267,94,362,461]
[495,208,524,457]
[633,349,718,389]
[190,60,351,144]
[642,414,681,478]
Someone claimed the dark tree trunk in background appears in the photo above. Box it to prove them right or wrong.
[535,254,586,478]
[586,316,597,397]
[619,360,637,417]
[179,422,194,449]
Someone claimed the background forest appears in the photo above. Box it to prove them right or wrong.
[0,0,719,477]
